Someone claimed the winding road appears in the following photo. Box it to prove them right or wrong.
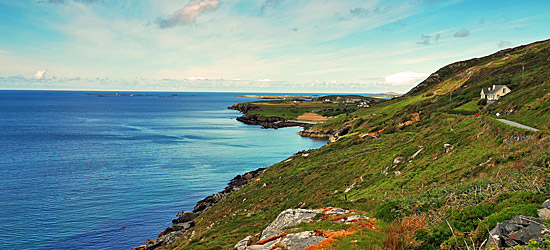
[496,119,540,132]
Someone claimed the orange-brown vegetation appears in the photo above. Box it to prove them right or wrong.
[255,233,288,245]
[383,215,427,250]
[296,113,328,121]
[305,229,355,250]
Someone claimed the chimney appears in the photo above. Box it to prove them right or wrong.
[492,85,496,90]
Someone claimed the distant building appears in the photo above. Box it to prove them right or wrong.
[481,85,511,102]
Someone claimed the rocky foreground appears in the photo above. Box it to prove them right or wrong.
[234,208,374,250]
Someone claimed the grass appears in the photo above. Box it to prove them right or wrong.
[454,100,480,112]
[235,100,374,120]
[160,39,550,250]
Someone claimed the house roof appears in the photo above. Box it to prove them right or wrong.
[487,85,508,95]
[481,85,509,95]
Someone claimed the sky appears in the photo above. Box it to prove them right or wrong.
[0,0,549,93]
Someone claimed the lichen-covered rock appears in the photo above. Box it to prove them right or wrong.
[278,231,325,249]
[538,208,550,220]
[488,215,550,248]
[235,235,255,250]
[239,231,325,250]
[260,209,322,241]
[235,207,376,250]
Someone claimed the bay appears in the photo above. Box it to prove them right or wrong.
[0,91,326,249]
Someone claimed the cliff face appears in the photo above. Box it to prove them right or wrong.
[228,103,261,114]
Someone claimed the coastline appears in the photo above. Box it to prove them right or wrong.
[228,103,317,129]
[228,102,355,142]
[133,102,330,250]
[133,167,266,250]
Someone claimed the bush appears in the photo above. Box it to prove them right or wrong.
[478,98,488,106]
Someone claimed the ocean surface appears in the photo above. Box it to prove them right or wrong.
[0,91,327,250]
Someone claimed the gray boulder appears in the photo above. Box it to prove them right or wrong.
[488,215,550,248]
[242,231,325,250]
[259,209,322,241]
[235,235,255,250]
[538,208,550,220]
[234,208,369,250]
[172,211,197,224]
[278,231,326,249]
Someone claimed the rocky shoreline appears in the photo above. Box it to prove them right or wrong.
[236,114,315,129]
[228,103,353,142]
[133,168,265,250]
[298,128,335,140]
[134,103,336,249]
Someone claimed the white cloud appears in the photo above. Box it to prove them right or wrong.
[157,0,220,28]
[34,70,48,79]
[385,71,429,86]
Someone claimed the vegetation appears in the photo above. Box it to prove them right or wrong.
[233,95,383,120]
[164,39,550,249]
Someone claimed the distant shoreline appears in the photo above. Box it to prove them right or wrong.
[237,93,401,100]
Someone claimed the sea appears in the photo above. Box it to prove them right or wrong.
[0,91,328,250]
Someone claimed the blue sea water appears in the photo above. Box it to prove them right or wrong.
[0,91,327,250]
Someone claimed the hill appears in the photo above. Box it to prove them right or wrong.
[137,39,550,250]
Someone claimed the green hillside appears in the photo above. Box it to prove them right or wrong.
[163,39,550,249]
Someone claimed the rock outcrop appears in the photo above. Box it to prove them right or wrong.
[236,114,311,129]
[260,209,323,241]
[298,128,334,139]
[299,126,351,142]
[538,199,550,220]
[235,208,374,250]
[488,215,550,248]
[133,167,266,250]
[228,103,262,113]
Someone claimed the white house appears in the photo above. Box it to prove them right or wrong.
[480,85,511,102]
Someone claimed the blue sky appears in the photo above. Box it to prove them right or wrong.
[0,0,548,93]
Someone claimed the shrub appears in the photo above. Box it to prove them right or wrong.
[383,215,427,250]
[478,98,488,106]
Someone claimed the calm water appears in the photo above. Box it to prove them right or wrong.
[0,91,327,249]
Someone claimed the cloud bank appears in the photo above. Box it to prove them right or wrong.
[157,0,221,28]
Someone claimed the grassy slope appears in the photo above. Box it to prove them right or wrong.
[165,39,550,249]
[244,100,342,119]
[237,96,383,120]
